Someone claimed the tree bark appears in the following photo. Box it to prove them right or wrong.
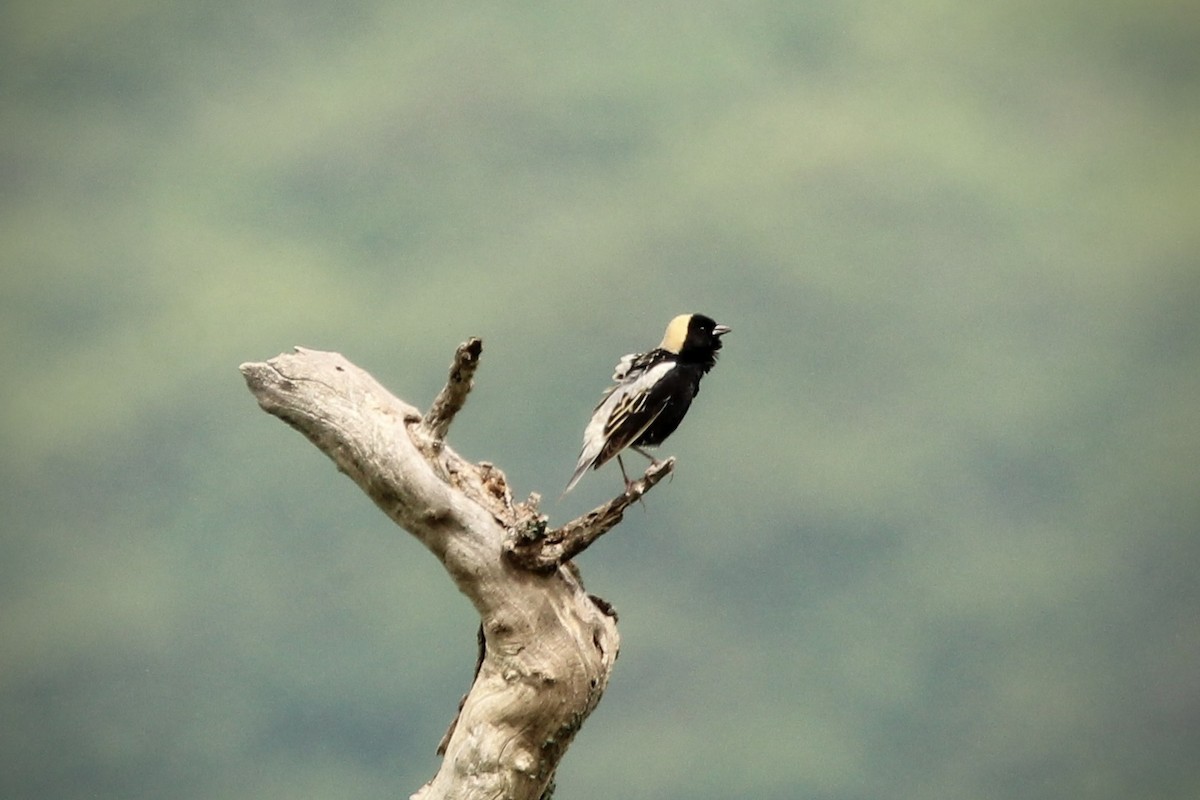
[239,343,673,800]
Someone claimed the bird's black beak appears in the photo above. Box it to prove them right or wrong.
[713,324,732,337]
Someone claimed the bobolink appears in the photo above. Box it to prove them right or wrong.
[565,313,730,493]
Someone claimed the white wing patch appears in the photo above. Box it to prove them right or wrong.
[611,353,639,381]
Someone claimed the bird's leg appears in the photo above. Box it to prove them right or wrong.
[617,455,635,492]
[631,446,661,465]
[631,445,672,485]
[619,453,650,509]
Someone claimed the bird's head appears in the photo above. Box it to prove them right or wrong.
[660,313,731,366]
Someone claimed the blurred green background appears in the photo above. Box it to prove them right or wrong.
[2,1,1197,798]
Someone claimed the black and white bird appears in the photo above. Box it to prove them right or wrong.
[565,313,730,493]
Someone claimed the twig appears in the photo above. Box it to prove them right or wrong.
[422,337,483,440]
[505,458,676,571]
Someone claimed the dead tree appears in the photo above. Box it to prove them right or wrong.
[239,341,674,800]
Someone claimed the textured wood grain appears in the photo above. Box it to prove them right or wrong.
[240,343,668,800]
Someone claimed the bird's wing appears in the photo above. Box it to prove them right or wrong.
[596,388,671,466]
[610,352,640,381]
[564,361,673,493]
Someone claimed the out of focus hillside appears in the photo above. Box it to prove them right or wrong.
[2,2,1197,799]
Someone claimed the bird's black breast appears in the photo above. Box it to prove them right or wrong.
[632,363,703,447]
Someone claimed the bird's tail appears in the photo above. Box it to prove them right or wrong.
[562,455,594,495]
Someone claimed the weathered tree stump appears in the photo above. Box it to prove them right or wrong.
[240,342,673,800]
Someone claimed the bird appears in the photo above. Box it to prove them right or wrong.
[565,313,730,493]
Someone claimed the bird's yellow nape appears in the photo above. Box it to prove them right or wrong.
[659,314,692,353]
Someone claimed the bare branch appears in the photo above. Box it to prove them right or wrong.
[239,345,621,800]
[422,337,483,441]
[505,458,676,571]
